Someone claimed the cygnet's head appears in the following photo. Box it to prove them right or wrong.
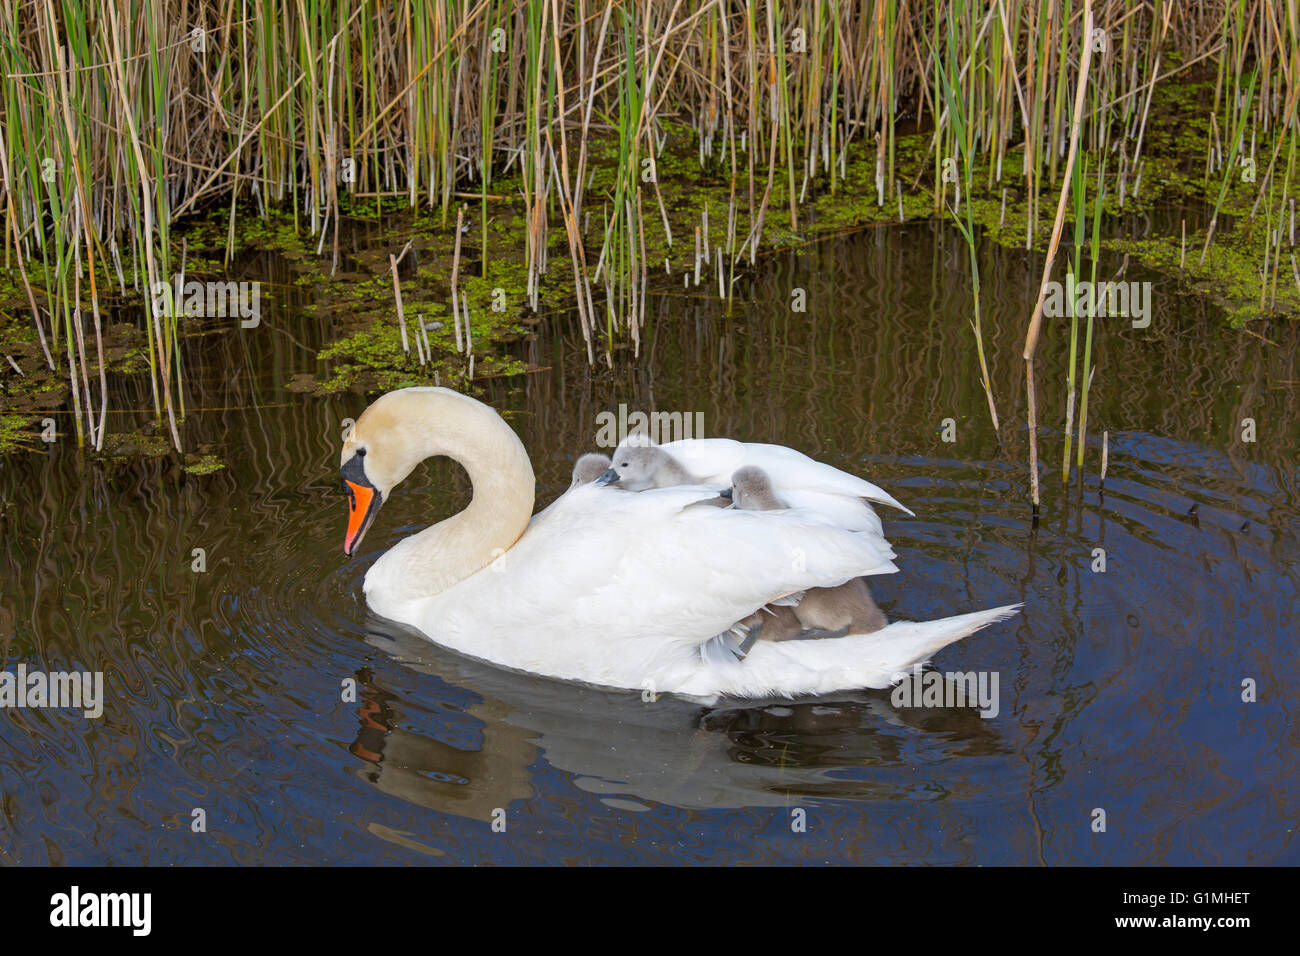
[570,453,612,487]
[730,466,787,511]
[597,443,674,491]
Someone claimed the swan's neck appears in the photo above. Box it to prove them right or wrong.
[375,391,535,602]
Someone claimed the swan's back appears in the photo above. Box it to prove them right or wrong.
[661,439,911,512]
[659,438,908,537]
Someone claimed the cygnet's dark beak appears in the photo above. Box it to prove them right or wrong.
[719,487,734,500]
[595,467,621,486]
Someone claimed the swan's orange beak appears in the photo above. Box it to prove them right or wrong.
[343,480,382,556]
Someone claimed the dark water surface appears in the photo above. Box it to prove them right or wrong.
[2,221,1297,865]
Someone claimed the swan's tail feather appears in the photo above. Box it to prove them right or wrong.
[864,603,1022,683]
[703,603,1022,699]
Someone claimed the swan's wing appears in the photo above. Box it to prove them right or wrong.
[545,483,894,616]
[661,438,914,516]
[778,488,888,540]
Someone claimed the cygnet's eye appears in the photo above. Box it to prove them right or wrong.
[620,461,629,468]
[356,447,367,457]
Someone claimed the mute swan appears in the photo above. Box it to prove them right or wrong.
[597,443,735,505]
[570,453,612,487]
[731,465,890,635]
[341,387,1020,701]
[731,464,786,510]
[597,443,704,490]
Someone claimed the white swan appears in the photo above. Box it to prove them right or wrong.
[340,387,1020,701]
[570,452,612,487]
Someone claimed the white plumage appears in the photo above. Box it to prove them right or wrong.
[344,388,1019,703]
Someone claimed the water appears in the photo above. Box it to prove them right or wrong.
[1,221,1296,865]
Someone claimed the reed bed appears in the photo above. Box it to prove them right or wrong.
[2,0,1296,473]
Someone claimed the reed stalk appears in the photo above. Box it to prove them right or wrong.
[0,0,1291,454]
[1024,0,1095,513]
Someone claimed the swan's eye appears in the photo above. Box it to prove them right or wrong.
[620,461,629,467]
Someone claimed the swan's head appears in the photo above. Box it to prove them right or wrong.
[597,443,673,491]
[339,386,536,557]
[730,466,786,511]
[570,453,612,488]
[339,389,445,555]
